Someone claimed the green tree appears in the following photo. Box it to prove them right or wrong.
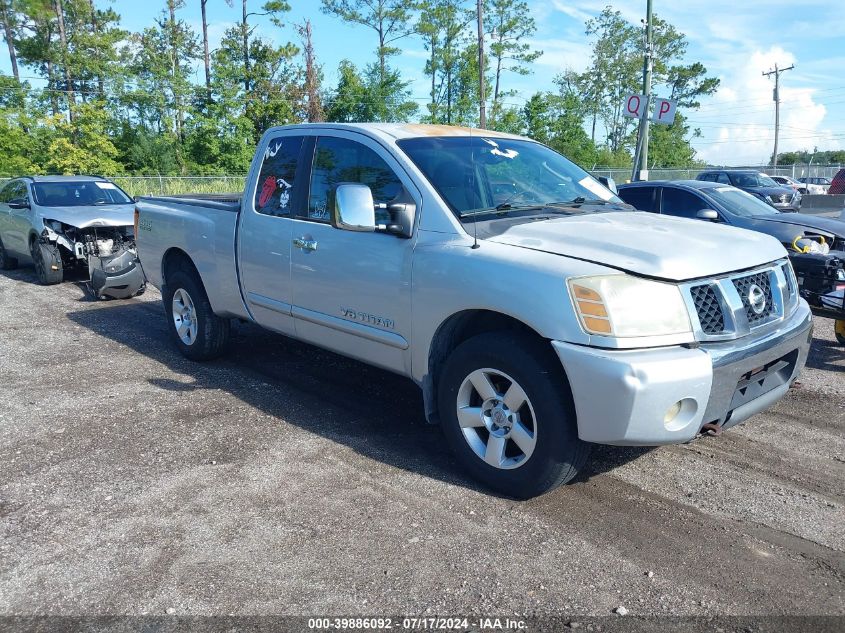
[575,7,718,166]
[418,0,472,124]
[43,100,123,173]
[484,0,541,121]
[1,0,21,81]
[324,59,417,123]
[321,0,418,85]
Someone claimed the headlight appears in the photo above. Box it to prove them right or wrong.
[568,275,692,338]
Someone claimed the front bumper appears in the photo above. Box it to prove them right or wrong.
[773,200,801,212]
[89,250,146,299]
[552,300,813,445]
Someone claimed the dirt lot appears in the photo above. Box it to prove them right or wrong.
[0,266,843,622]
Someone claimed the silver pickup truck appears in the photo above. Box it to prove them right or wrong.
[135,123,813,498]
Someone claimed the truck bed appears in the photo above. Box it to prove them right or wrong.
[136,193,242,209]
[135,194,248,320]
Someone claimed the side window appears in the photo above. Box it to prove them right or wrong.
[0,182,16,203]
[618,186,657,212]
[254,136,304,217]
[307,136,402,224]
[699,173,714,182]
[661,188,708,219]
[716,173,731,185]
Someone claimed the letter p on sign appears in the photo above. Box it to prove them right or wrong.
[652,98,677,125]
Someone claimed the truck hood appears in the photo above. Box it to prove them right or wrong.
[483,211,787,281]
[38,204,135,229]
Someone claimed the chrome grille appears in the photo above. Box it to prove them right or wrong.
[732,271,775,324]
[690,284,725,334]
[781,263,794,300]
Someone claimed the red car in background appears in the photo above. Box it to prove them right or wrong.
[829,169,845,194]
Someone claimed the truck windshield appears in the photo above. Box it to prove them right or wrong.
[32,181,133,206]
[397,136,621,217]
[708,187,781,217]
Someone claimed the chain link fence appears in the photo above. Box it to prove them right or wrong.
[2,166,842,193]
[592,164,844,183]
[0,175,247,197]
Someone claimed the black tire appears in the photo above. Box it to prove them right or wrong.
[437,331,591,499]
[30,238,63,285]
[162,266,230,361]
[0,235,18,270]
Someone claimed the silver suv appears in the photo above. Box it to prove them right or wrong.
[0,176,144,298]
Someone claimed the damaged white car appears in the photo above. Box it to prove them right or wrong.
[0,176,145,299]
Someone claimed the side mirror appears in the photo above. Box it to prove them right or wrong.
[8,198,29,210]
[333,183,375,232]
[696,209,719,221]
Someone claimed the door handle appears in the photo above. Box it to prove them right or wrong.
[293,237,317,252]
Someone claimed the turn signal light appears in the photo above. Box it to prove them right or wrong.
[570,282,611,334]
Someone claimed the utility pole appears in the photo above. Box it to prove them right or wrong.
[477,0,486,129]
[763,63,794,167]
[633,0,653,181]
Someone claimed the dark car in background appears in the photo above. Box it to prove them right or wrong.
[617,179,844,251]
[697,169,801,212]
[618,180,845,337]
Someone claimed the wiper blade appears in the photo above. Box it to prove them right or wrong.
[552,197,613,206]
[460,204,543,217]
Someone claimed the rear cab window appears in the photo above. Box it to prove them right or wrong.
[254,136,305,217]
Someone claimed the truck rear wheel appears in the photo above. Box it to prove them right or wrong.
[163,267,230,361]
[30,239,63,285]
[437,331,591,499]
[0,236,18,270]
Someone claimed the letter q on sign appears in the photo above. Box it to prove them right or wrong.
[623,94,646,119]
[651,98,677,125]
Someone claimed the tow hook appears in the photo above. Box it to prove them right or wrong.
[700,422,723,437]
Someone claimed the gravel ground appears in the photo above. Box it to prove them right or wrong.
[0,266,843,622]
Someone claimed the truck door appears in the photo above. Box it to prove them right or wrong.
[289,133,417,374]
[237,134,308,336]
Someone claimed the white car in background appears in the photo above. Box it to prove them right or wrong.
[770,175,807,195]
[798,177,831,195]
[0,175,145,298]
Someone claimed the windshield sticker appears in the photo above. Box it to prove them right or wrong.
[259,176,276,208]
[95,182,117,190]
[277,178,291,209]
[578,176,614,201]
[491,147,518,159]
[265,139,285,159]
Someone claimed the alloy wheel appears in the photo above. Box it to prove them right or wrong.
[455,368,537,470]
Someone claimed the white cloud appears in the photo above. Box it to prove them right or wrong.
[690,47,838,164]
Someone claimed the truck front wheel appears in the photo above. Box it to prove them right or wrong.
[437,331,591,499]
[163,268,230,361]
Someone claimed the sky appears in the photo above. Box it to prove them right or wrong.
[5,0,845,166]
